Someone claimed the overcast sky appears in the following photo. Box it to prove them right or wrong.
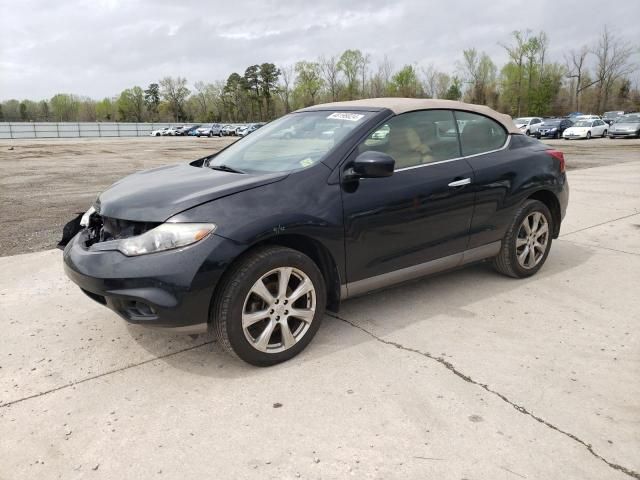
[1,0,639,100]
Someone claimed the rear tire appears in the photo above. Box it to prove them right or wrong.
[586,131,591,139]
[493,199,553,278]
[212,246,326,366]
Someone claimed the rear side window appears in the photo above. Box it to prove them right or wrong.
[359,110,461,170]
[455,111,508,156]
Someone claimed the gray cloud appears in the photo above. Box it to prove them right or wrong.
[1,0,639,100]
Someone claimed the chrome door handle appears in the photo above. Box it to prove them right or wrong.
[448,178,471,187]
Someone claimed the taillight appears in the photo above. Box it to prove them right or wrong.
[547,149,565,173]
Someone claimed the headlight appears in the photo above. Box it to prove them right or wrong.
[118,223,216,256]
[80,206,96,227]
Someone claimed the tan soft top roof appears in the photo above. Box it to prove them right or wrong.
[303,97,520,134]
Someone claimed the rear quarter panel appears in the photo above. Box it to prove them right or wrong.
[465,135,567,249]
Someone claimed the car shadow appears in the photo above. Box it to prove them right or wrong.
[128,240,593,377]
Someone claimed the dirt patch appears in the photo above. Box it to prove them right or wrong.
[0,137,235,256]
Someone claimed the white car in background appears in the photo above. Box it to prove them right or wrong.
[162,126,181,136]
[150,127,170,137]
[513,117,543,136]
[562,119,608,139]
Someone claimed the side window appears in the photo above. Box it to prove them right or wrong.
[532,118,541,125]
[455,111,508,157]
[358,110,460,170]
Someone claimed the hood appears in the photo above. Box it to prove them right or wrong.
[95,163,287,222]
[565,126,588,132]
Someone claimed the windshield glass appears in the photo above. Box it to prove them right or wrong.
[619,114,640,123]
[208,111,372,173]
[514,118,530,124]
[542,120,561,126]
[573,121,592,127]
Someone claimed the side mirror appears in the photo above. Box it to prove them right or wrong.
[347,151,395,179]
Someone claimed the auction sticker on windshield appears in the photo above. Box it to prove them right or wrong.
[327,112,365,121]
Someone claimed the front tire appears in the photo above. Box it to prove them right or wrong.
[586,131,591,139]
[603,130,608,137]
[212,246,326,366]
[493,199,553,278]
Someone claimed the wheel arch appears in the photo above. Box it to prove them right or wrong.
[210,233,342,318]
[527,189,561,238]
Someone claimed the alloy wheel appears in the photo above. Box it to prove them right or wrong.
[515,212,549,269]
[242,267,316,353]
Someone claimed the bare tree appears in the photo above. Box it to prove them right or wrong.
[319,55,340,101]
[278,64,295,113]
[435,72,451,99]
[564,46,596,111]
[592,26,636,111]
[421,63,439,98]
[360,53,371,97]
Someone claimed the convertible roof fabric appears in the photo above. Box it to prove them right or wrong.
[303,97,520,134]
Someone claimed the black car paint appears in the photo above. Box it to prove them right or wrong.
[535,119,573,139]
[63,106,568,328]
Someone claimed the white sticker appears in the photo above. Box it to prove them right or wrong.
[327,112,365,122]
[300,158,314,167]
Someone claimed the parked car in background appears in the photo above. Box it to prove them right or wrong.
[62,98,568,366]
[567,112,583,120]
[221,125,235,136]
[175,125,195,136]
[602,111,625,125]
[238,123,264,137]
[196,124,223,137]
[513,117,543,136]
[184,125,202,136]
[234,125,246,136]
[535,118,573,139]
[574,114,601,122]
[163,126,181,136]
[150,127,170,137]
[608,113,640,138]
[562,119,608,139]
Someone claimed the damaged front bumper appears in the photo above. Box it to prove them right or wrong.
[62,228,241,329]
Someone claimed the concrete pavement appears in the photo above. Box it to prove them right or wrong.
[1,160,639,479]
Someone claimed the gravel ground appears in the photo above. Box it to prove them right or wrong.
[0,135,638,257]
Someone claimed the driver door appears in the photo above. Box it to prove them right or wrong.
[340,109,476,287]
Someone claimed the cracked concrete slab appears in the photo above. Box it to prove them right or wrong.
[561,215,640,255]
[0,320,631,479]
[1,160,639,479]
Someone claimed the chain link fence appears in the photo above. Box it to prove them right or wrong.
[0,122,178,139]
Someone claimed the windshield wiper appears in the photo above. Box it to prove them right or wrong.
[209,164,246,174]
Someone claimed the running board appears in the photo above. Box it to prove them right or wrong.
[340,241,501,300]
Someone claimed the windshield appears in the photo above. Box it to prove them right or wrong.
[208,111,372,173]
[619,114,640,123]
[514,118,530,124]
[573,121,592,127]
[542,120,561,126]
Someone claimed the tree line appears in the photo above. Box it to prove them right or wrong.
[1,26,638,124]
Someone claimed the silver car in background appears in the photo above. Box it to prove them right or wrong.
[196,123,223,137]
[608,113,640,138]
[513,117,543,136]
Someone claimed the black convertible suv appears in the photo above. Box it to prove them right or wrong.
[62,98,569,365]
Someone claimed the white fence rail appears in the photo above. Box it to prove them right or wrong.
[0,122,177,139]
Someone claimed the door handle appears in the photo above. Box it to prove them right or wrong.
[448,178,471,188]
